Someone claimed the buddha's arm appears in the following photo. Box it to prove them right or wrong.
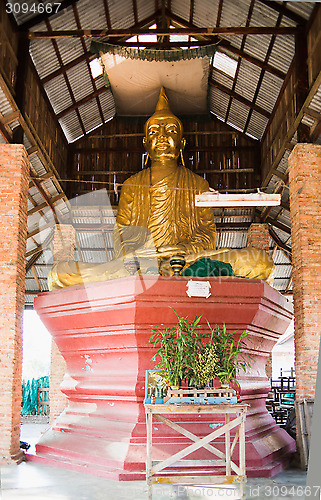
[183,206,217,253]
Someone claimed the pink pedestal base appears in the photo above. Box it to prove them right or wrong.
[31,276,295,479]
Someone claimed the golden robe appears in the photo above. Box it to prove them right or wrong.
[113,166,217,258]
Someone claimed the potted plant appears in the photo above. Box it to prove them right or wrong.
[191,328,219,388]
[211,324,253,388]
[148,310,206,388]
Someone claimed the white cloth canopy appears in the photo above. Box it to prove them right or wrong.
[91,43,216,116]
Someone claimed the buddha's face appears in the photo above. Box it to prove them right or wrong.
[143,113,185,162]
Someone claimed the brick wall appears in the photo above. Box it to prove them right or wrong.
[247,223,270,251]
[50,224,75,423]
[288,144,321,400]
[0,145,29,463]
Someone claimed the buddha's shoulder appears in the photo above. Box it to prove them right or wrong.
[180,166,209,187]
[123,169,150,186]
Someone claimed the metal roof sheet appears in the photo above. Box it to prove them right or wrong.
[0,88,14,117]
[77,0,107,30]
[98,89,116,122]
[255,72,283,114]
[286,2,315,20]
[136,0,156,23]
[212,69,234,90]
[30,39,60,80]
[227,98,249,131]
[109,0,135,29]
[235,59,262,102]
[268,35,295,74]
[56,39,84,66]
[209,86,230,120]
[66,63,94,103]
[246,110,269,139]
[78,99,104,134]
[188,0,220,26]
[59,110,83,143]
[44,75,74,115]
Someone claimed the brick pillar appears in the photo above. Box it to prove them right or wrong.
[288,144,321,400]
[247,223,270,251]
[0,145,29,464]
[50,224,75,423]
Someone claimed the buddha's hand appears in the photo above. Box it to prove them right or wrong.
[156,244,188,257]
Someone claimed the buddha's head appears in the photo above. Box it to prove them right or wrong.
[143,87,186,163]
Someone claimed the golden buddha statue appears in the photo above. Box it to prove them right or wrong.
[48,88,274,290]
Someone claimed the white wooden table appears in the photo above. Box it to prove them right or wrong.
[144,402,248,499]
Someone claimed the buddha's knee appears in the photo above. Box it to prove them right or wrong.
[224,247,274,280]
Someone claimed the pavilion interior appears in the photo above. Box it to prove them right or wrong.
[1,0,321,493]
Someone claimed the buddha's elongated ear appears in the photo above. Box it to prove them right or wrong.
[181,137,186,150]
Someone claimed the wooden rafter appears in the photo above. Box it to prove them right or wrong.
[72,3,105,124]
[269,227,292,262]
[31,266,41,291]
[28,26,298,39]
[243,9,284,134]
[224,0,255,125]
[167,10,286,80]
[56,87,107,120]
[45,18,86,136]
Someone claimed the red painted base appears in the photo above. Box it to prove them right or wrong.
[32,276,295,479]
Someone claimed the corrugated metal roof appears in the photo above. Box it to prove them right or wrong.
[189,0,220,26]
[217,231,248,248]
[227,98,249,131]
[30,39,60,80]
[246,110,269,139]
[268,35,295,74]
[109,0,135,29]
[59,110,83,143]
[78,99,103,134]
[274,251,291,265]
[209,86,230,120]
[235,59,262,102]
[0,87,14,117]
[98,89,116,122]
[44,75,73,115]
[66,63,94,103]
[213,69,234,90]
[136,0,156,23]
[286,2,314,20]
[56,39,84,66]
[77,0,107,30]
[255,72,283,113]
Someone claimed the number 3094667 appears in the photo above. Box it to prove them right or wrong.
[6,3,62,15]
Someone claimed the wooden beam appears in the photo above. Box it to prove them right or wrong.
[27,194,65,216]
[1,110,20,126]
[45,18,86,136]
[269,227,292,262]
[29,176,59,224]
[31,266,42,291]
[74,145,255,153]
[209,80,271,118]
[166,10,286,79]
[266,216,291,235]
[56,86,107,119]
[262,68,321,187]
[29,26,298,39]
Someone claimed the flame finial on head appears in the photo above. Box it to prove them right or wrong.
[155,86,171,113]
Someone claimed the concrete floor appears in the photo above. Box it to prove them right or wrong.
[0,423,307,500]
